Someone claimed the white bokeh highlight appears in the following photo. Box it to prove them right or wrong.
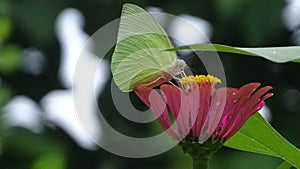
[2,96,43,133]
[282,0,300,45]
[22,48,46,75]
[40,90,103,149]
[146,7,168,28]
[291,29,300,45]
[55,8,90,89]
[258,105,272,122]
[168,14,212,47]
[282,0,300,31]
[41,8,108,149]
[147,6,213,56]
[1,8,109,150]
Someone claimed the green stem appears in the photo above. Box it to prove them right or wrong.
[192,156,209,169]
[179,139,223,169]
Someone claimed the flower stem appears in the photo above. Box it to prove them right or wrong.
[192,156,209,169]
[179,139,223,169]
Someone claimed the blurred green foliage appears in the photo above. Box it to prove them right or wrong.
[31,153,66,169]
[0,44,22,74]
[0,0,299,169]
[0,85,11,108]
[0,17,11,43]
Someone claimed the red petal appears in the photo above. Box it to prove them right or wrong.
[161,84,190,138]
[262,93,274,100]
[213,87,240,139]
[221,83,261,134]
[134,85,153,107]
[222,84,273,140]
[188,89,201,140]
[193,86,213,141]
[134,84,178,138]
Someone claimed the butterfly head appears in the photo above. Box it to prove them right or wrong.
[174,59,187,76]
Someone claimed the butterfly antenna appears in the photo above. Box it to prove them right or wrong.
[181,70,187,78]
[173,76,180,81]
[168,80,177,87]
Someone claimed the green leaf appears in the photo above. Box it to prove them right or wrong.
[168,44,300,63]
[225,113,300,168]
[276,161,292,169]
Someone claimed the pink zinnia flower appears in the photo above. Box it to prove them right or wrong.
[134,75,273,143]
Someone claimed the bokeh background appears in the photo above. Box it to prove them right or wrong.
[0,0,300,169]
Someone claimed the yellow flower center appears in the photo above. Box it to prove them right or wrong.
[179,74,221,88]
[195,74,221,86]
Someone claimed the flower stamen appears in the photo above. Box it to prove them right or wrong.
[179,74,221,91]
[195,74,221,86]
[179,75,198,92]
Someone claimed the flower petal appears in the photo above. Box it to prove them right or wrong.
[224,86,273,139]
[200,86,242,142]
[213,87,240,140]
[219,83,261,136]
[188,89,201,140]
[134,84,178,138]
[221,84,273,140]
[193,86,213,142]
[161,84,190,139]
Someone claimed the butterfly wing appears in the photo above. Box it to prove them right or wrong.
[111,4,177,92]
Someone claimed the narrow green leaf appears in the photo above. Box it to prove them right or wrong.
[168,44,300,63]
[276,161,292,169]
[225,113,300,168]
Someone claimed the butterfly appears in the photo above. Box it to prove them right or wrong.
[111,3,186,92]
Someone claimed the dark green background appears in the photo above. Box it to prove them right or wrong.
[0,0,299,168]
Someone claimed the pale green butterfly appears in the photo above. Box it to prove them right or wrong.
[111,3,186,92]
